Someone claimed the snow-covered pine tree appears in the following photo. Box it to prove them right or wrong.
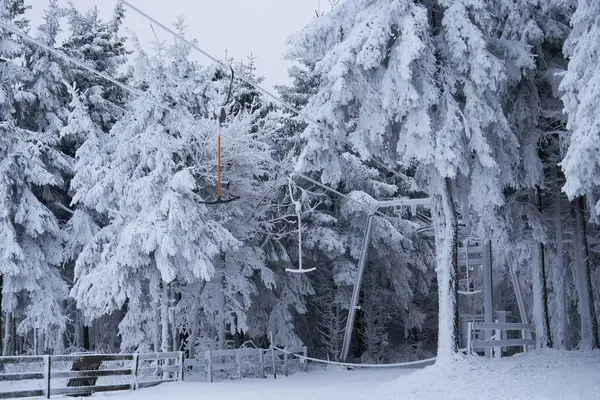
[21,0,68,136]
[257,59,338,353]
[492,0,585,350]
[71,22,282,353]
[60,2,129,138]
[60,2,130,351]
[70,32,228,352]
[560,0,600,350]
[284,0,551,362]
[494,0,566,349]
[283,0,436,361]
[424,0,542,358]
[311,278,346,360]
[360,268,392,363]
[0,0,70,355]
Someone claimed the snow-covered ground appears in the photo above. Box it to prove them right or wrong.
[93,350,600,400]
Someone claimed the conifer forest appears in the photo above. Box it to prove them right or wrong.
[0,0,599,367]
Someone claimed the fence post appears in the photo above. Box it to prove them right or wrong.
[522,329,528,353]
[302,346,308,372]
[258,349,265,378]
[493,322,501,359]
[179,351,185,381]
[467,322,473,355]
[236,349,241,378]
[283,351,289,377]
[131,353,139,390]
[44,355,51,399]
[206,350,213,383]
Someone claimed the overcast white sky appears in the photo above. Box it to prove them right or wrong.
[27,0,320,90]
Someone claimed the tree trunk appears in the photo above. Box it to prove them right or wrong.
[0,275,3,355]
[154,287,161,352]
[170,298,178,352]
[160,282,170,352]
[552,183,567,349]
[3,312,10,356]
[75,310,91,351]
[532,189,552,348]
[37,332,44,356]
[578,197,599,348]
[152,276,161,353]
[539,242,553,348]
[187,299,200,359]
[217,273,227,350]
[186,281,206,359]
[433,177,460,363]
[82,324,90,351]
[447,178,460,353]
[10,314,16,355]
[573,197,599,349]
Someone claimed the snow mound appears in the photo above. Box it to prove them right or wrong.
[381,349,600,400]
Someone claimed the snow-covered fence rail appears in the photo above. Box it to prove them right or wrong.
[0,351,184,399]
[467,322,537,357]
[0,355,46,399]
[186,347,307,382]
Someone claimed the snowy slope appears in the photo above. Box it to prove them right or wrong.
[94,367,414,400]
[382,350,600,400]
[93,350,599,400]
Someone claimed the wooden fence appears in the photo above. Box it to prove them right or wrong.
[0,346,308,398]
[184,347,308,382]
[467,322,537,357]
[0,351,183,399]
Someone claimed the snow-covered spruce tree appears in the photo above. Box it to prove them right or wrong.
[359,268,392,363]
[495,0,575,349]
[285,0,545,361]
[311,278,347,361]
[559,0,600,350]
[60,2,129,138]
[0,0,70,355]
[266,60,342,354]
[71,24,280,353]
[197,53,317,351]
[70,33,225,352]
[284,0,436,361]
[425,0,543,357]
[283,0,450,360]
[277,52,427,359]
[60,2,129,352]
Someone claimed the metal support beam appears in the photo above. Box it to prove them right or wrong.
[377,197,432,212]
[506,252,530,351]
[506,253,528,325]
[340,211,376,361]
[340,197,432,362]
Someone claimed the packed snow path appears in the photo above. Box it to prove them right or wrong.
[95,350,599,400]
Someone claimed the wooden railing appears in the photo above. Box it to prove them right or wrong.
[184,347,308,382]
[0,351,184,399]
[0,346,309,397]
[467,322,537,357]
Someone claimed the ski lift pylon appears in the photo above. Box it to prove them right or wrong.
[285,175,316,274]
[200,65,240,205]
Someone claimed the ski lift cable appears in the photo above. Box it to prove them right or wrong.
[0,20,391,220]
[121,1,413,186]
[270,345,468,369]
